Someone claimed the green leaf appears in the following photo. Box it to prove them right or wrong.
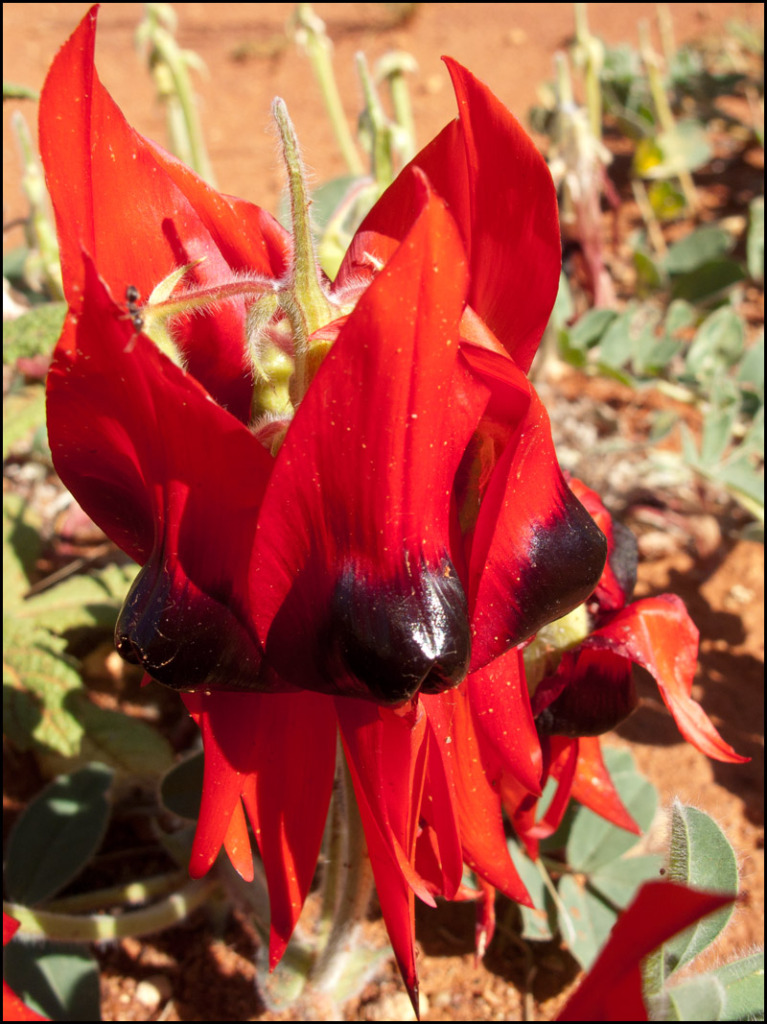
[663,801,739,978]
[2,302,66,363]
[57,692,174,780]
[2,940,101,1021]
[634,248,665,293]
[566,747,657,873]
[18,563,138,633]
[4,763,113,904]
[671,259,747,304]
[507,841,556,940]
[595,309,635,370]
[569,309,618,353]
[686,306,746,379]
[663,226,736,275]
[737,331,764,397]
[3,618,86,757]
[664,974,727,1020]
[706,952,765,1021]
[3,492,42,605]
[2,384,47,460]
[647,180,687,221]
[645,120,713,178]
[160,751,204,820]
[588,854,665,909]
[747,196,764,282]
[550,270,575,330]
[557,874,618,970]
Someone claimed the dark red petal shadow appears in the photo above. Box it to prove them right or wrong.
[462,344,607,669]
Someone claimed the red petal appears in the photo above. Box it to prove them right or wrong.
[557,881,734,1021]
[534,647,639,738]
[570,737,640,835]
[240,692,336,965]
[425,689,532,905]
[584,596,748,764]
[336,699,429,1014]
[462,344,607,668]
[339,61,560,370]
[252,176,488,700]
[39,7,290,418]
[48,259,271,691]
[185,690,336,964]
[336,699,433,905]
[466,647,542,797]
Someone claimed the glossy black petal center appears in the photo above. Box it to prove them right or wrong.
[329,556,471,705]
[115,558,261,692]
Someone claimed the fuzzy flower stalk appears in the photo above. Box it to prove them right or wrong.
[39,6,745,1011]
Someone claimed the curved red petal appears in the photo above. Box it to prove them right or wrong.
[336,699,433,906]
[535,647,639,738]
[462,345,607,668]
[570,737,640,835]
[584,596,748,764]
[253,176,488,701]
[338,60,560,370]
[239,692,336,965]
[466,647,542,797]
[39,7,290,418]
[428,689,532,905]
[336,699,430,1013]
[557,881,735,1021]
[48,259,271,691]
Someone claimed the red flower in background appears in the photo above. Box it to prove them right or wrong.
[39,6,742,1007]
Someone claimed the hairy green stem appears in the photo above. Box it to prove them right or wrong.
[294,3,363,175]
[4,878,217,943]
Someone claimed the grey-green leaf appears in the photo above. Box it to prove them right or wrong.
[662,801,739,977]
[2,941,101,1021]
[4,763,113,904]
[160,751,205,821]
[557,874,618,970]
[566,747,657,873]
[507,840,556,940]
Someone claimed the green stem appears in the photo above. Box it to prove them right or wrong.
[139,3,216,185]
[44,871,188,914]
[356,54,395,192]
[638,19,697,211]
[272,97,334,399]
[377,52,418,163]
[310,750,375,991]
[574,3,603,141]
[11,111,62,299]
[4,878,218,943]
[293,3,363,175]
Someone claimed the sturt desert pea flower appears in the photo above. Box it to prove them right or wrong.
[505,478,747,858]
[41,7,608,1002]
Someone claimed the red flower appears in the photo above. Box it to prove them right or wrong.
[3,915,50,1022]
[41,8,611,1004]
[556,881,735,1021]
[505,478,746,860]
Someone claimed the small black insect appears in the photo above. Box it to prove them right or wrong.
[125,284,144,331]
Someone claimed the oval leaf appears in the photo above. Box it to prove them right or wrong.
[5,763,113,904]
[662,801,739,977]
